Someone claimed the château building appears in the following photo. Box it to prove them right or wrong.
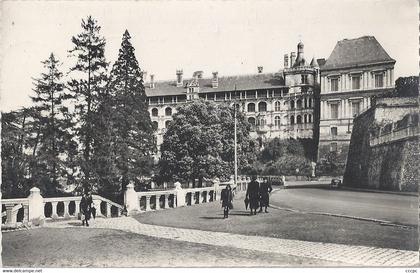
[144,42,321,156]
[318,36,396,164]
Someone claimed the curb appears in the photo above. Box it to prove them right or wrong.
[269,204,416,229]
[339,186,418,197]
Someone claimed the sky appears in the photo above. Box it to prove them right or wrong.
[1,0,418,112]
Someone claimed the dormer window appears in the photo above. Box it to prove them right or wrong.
[375,73,384,88]
[351,75,361,90]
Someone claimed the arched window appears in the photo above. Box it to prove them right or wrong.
[290,115,295,125]
[248,117,256,127]
[247,103,255,112]
[297,115,302,124]
[152,121,158,129]
[258,118,266,127]
[165,107,172,116]
[290,100,295,109]
[309,98,312,108]
[297,99,302,109]
[304,114,308,123]
[258,101,267,112]
[165,120,171,128]
[151,108,158,117]
[304,98,308,108]
[308,114,312,123]
[274,116,281,127]
[274,101,281,111]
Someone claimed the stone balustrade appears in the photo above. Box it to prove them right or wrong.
[1,187,124,228]
[370,125,420,147]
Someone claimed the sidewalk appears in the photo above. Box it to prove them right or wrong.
[46,217,418,266]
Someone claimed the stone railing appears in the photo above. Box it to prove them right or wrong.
[370,125,420,147]
[1,187,124,228]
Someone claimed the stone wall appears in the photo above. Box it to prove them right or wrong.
[344,102,419,192]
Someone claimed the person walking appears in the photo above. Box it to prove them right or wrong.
[246,177,260,216]
[80,191,92,227]
[220,184,233,219]
[259,178,273,213]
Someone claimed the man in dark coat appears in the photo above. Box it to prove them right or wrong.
[259,178,273,213]
[246,177,260,215]
[220,185,233,219]
[80,192,92,227]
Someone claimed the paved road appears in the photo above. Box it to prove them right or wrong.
[270,186,418,226]
[47,217,418,266]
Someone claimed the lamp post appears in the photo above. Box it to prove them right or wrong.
[234,85,238,185]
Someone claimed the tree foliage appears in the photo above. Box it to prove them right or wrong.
[67,16,108,189]
[157,100,257,187]
[91,30,156,197]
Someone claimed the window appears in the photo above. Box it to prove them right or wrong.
[247,103,255,112]
[165,107,172,116]
[331,127,338,136]
[248,117,256,127]
[152,121,158,129]
[274,116,281,127]
[290,100,295,109]
[258,118,266,127]
[330,78,339,92]
[165,120,171,128]
[297,115,302,124]
[308,98,312,108]
[290,115,295,125]
[258,101,267,112]
[352,101,360,117]
[375,74,384,88]
[352,76,361,90]
[330,103,339,119]
[151,108,158,117]
[308,114,312,123]
[296,99,302,109]
[330,142,338,152]
[301,75,308,84]
[304,98,308,108]
[274,101,281,111]
[304,114,307,123]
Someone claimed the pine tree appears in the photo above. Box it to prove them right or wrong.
[29,53,76,196]
[106,30,156,192]
[68,16,108,190]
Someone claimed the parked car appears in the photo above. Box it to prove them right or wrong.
[330,178,342,188]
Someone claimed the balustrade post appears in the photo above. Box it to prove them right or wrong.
[28,187,44,223]
[155,195,161,210]
[75,201,81,215]
[204,191,208,203]
[93,199,103,217]
[5,204,16,225]
[164,194,170,209]
[63,201,70,219]
[145,196,151,211]
[23,204,29,223]
[51,202,59,219]
[106,203,112,217]
[124,183,140,213]
[197,191,202,204]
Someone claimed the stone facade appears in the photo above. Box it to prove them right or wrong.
[146,42,320,156]
[343,97,419,192]
[318,36,396,165]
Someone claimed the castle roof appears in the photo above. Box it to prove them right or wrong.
[322,36,395,70]
[145,73,286,97]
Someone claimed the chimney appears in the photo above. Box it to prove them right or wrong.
[284,54,289,68]
[150,74,155,89]
[257,66,263,73]
[176,69,183,87]
[193,71,203,79]
[212,71,219,88]
[290,52,296,67]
